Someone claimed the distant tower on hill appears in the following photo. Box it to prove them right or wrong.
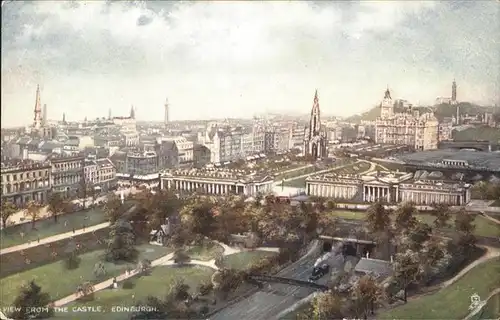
[62,112,66,124]
[108,108,112,120]
[451,79,457,105]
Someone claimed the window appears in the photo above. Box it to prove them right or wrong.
[39,171,42,177]
[20,173,24,179]
[13,174,17,181]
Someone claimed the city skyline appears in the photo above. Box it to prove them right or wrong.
[1,1,499,127]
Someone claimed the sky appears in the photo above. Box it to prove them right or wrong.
[1,0,499,127]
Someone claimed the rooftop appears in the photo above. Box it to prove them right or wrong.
[1,160,51,172]
[160,167,273,183]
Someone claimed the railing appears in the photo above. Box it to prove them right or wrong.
[248,274,329,291]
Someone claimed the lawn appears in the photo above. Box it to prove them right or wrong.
[334,161,371,175]
[474,292,500,320]
[378,257,500,319]
[220,251,278,271]
[275,165,317,180]
[0,244,172,308]
[282,162,368,188]
[326,210,499,238]
[54,265,215,320]
[186,240,224,261]
[0,208,108,249]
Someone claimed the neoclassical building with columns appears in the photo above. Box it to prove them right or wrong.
[306,170,471,206]
[160,168,274,196]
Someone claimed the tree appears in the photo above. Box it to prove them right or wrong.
[394,203,418,231]
[76,281,95,301]
[211,268,242,300]
[432,204,451,229]
[393,251,421,302]
[311,291,345,320]
[454,209,476,234]
[408,221,432,251]
[173,249,191,265]
[104,193,123,223]
[138,259,152,275]
[130,296,168,320]
[0,200,17,227]
[64,239,81,270]
[25,201,42,229]
[365,202,392,257]
[351,275,383,319]
[93,262,107,278]
[9,280,54,319]
[47,192,67,223]
[105,220,139,263]
[169,279,190,301]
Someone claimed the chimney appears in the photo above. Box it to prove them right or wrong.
[366,252,369,259]
[390,255,394,263]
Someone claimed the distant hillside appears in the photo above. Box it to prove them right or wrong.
[453,126,500,143]
[345,105,429,123]
[346,101,497,123]
[434,102,497,121]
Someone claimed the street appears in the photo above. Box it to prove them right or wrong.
[210,242,345,320]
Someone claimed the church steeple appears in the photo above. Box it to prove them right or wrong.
[130,105,135,119]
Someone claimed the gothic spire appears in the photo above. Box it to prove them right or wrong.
[130,105,135,119]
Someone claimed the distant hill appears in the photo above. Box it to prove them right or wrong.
[345,105,429,123]
[453,126,500,143]
[433,102,497,121]
[345,101,497,123]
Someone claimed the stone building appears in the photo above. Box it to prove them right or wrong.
[375,88,439,151]
[49,154,85,195]
[306,170,471,206]
[160,168,274,196]
[1,160,51,206]
[83,158,117,192]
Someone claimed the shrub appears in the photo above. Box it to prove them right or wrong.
[198,281,213,296]
[64,254,81,270]
[122,280,135,289]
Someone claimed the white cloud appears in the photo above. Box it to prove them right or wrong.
[1,1,498,127]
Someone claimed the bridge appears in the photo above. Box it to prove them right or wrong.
[248,274,329,291]
[438,140,499,152]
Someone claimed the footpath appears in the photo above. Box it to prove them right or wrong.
[0,222,110,256]
[52,242,280,307]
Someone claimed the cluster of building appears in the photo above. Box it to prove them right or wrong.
[306,169,471,206]
[1,155,117,207]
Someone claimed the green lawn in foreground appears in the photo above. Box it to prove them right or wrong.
[0,244,172,307]
[186,240,224,261]
[0,208,108,249]
[475,293,500,320]
[378,257,500,320]
[221,251,278,271]
[55,265,215,320]
[327,210,500,238]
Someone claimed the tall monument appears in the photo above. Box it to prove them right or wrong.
[304,90,327,159]
[164,98,170,127]
[33,85,42,130]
